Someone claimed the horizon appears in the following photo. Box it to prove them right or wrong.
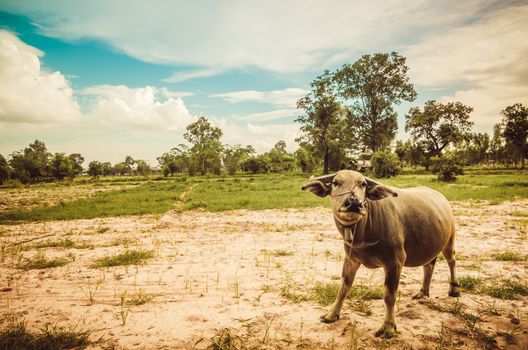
[1,0,527,165]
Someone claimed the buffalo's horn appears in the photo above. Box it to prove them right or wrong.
[308,173,336,186]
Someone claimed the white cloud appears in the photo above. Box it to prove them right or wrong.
[0,0,500,80]
[406,4,528,126]
[0,30,81,124]
[211,88,307,107]
[236,109,298,122]
[82,85,194,130]
[162,67,223,83]
[212,118,301,153]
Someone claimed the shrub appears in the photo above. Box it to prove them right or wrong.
[370,151,402,178]
[430,152,464,181]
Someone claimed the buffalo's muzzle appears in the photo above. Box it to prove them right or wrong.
[339,196,364,213]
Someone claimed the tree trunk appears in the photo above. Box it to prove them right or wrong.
[323,148,329,174]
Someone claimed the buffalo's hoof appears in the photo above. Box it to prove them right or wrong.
[320,314,339,323]
[448,290,460,297]
[412,290,429,299]
[374,323,397,338]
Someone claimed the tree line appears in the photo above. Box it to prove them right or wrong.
[1,52,526,185]
[295,52,527,178]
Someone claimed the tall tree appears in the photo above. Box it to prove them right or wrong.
[405,101,473,168]
[223,145,254,175]
[184,116,223,175]
[334,52,417,153]
[9,139,51,183]
[489,123,505,164]
[0,154,10,185]
[50,153,74,180]
[501,103,528,169]
[88,161,103,178]
[296,71,344,174]
[68,153,84,176]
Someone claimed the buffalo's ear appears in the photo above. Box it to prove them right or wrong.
[301,181,331,197]
[365,177,398,201]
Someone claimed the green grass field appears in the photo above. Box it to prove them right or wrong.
[1,171,527,223]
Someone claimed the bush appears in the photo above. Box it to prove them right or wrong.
[370,152,402,178]
[431,153,464,181]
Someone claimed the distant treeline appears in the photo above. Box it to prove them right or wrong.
[0,52,526,185]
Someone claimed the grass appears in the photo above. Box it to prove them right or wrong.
[33,238,93,250]
[1,172,527,223]
[482,279,528,300]
[90,249,154,268]
[0,320,90,350]
[261,248,294,257]
[0,180,188,223]
[494,251,526,261]
[310,282,383,306]
[458,275,483,291]
[17,252,74,270]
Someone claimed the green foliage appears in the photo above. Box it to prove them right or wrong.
[241,155,270,173]
[184,116,223,175]
[223,145,254,175]
[294,147,317,173]
[0,154,10,185]
[50,153,74,180]
[0,320,90,350]
[134,160,151,176]
[501,103,528,168]
[405,100,474,168]
[430,153,464,181]
[334,52,416,154]
[87,161,103,178]
[91,249,154,268]
[370,151,402,178]
[482,279,528,300]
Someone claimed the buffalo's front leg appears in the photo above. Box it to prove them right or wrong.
[375,261,403,338]
[320,257,361,323]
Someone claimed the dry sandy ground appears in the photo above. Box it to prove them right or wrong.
[0,201,527,349]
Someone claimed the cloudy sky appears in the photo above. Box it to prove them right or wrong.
[0,0,527,164]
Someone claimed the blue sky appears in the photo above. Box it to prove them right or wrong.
[0,1,527,164]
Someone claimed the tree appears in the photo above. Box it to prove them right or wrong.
[431,152,464,181]
[135,160,151,176]
[405,101,474,169]
[241,155,270,173]
[489,123,506,164]
[114,162,128,176]
[88,161,103,178]
[502,103,528,169]
[68,153,84,176]
[50,153,74,180]
[0,154,10,185]
[184,116,223,175]
[294,147,317,173]
[223,145,254,175]
[334,52,416,154]
[267,140,296,173]
[101,162,114,176]
[296,71,344,174]
[9,139,51,183]
[371,151,402,178]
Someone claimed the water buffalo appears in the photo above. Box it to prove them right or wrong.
[302,170,459,338]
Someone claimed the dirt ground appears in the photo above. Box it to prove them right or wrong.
[0,200,527,349]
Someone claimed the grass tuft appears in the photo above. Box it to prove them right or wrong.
[90,249,154,268]
[18,252,74,270]
[494,251,525,261]
[309,282,383,306]
[262,249,294,257]
[0,320,90,350]
[482,279,528,300]
[458,275,483,291]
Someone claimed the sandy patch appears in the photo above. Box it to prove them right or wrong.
[0,201,527,349]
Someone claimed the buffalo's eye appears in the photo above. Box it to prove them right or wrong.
[332,180,340,187]
[361,181,367,187]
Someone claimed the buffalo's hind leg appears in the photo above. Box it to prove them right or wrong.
[443,231,460,297]
[320,257,361,323]
[413,257,437,299]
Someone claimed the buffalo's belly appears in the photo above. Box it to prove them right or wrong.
[403,230,450,267]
